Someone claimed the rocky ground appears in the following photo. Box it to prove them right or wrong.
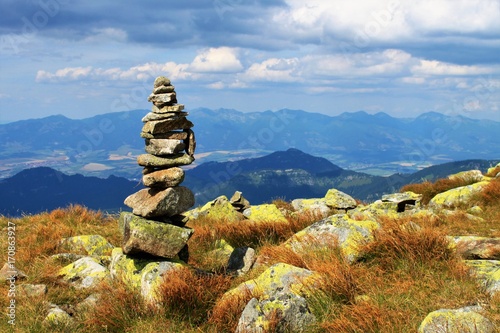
[1,164,500,332]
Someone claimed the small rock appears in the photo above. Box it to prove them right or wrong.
[44,306,72,326]
[154,76,171,87]
[227,247,256,276]
[18,284,48,297]
[58,257,109,289]
[0,263,27,281]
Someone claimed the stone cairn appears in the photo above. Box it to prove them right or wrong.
[119,76,196,260]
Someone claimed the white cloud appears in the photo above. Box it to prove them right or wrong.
[411,60,494,76]
[275,0,500,45]
[188,47,243,73]
[241,58,300,82]
[36,66,93,83]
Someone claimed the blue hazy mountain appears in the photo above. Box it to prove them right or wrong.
[0,108,499,180]
[1,149,497,216]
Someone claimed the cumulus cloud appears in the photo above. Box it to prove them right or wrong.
[188,47,243,73]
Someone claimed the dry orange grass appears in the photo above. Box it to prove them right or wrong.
[158,267,232,325]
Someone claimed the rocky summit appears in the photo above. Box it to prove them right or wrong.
[122,76,196,259]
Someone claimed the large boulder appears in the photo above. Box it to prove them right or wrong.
[109,248,186,304]
[222,263,319,333]
[418,306,495,333]
[429,181,490,209]
[448,170,485,183]
[291,198,332,219]
[465,260,500,295]
[286,214,379,263]
[119,212,193,259]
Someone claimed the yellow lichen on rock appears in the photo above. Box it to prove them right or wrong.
[243,204,288,223]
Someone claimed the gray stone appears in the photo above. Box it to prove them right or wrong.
[142,117,193,135]
[153,85,175,94]
[140,130,188,140]
[230,191,251,212]
[147,92,177,106]
[185,129,196,157]
[118,212,193,259]
[19,284,48,297]
[124,186,194,218]
[324,189,357,210]
[145,139,185,155]
[44,306,73,325]
[154,76,171,87]
[451,236,500,260]
[152,104,185,113]
[236,294,316,333]
[137,153,194,168]
[141,111,187,123]
[58,257,109,288]
[0,263,27,281]
[227,247,256,276]
[142,167,185,188]
[75,294,100,312]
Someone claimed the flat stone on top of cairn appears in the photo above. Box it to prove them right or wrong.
[120,76,196,259]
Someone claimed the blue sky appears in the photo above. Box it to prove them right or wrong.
[1,0,499,123]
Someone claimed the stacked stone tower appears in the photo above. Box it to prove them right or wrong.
[119,76,196,259]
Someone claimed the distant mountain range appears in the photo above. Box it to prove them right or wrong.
[1,149,497,217]
[0,108,499,180]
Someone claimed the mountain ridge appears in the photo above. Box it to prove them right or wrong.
[1,108,499,180]
[1,149,497,217]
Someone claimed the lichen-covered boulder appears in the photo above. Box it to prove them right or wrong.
[291,198,332,218]
[418,306,495,333]
[109,248,186,304]
[59,235,114,257]
[119,212,193,259]
[286,214,379,263]
[58,257,109,288]
[236,294,316,333]
[429,181,490,209]
[465,260,500,295]
[222,263,319,333]
[348,200,400,220]
[324,188,357,210]
[450,236,500,260]
[189,196,244,222]
[382,191,422,212]
[243,204,288,223]
[448,170,485,183]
